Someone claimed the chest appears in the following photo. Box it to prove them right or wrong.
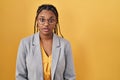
[41,40,52,56]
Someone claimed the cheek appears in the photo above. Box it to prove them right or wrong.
[52,23,57,28]
[50,25,56,31]
[51,25,56,29]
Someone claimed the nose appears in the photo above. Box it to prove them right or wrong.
[44,20,49,26]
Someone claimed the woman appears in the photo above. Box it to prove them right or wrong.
[16,4,76,80]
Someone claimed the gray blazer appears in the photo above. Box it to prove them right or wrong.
[16,32,76,80]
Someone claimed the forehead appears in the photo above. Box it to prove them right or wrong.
[38,10,56,18]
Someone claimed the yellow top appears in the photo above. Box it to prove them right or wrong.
[41,47,52,80]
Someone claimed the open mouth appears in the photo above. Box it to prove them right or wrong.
[42,28,49,32]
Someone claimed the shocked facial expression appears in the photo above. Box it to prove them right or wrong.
[37,10,57,36]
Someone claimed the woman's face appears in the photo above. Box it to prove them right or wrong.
[37,10,57,36]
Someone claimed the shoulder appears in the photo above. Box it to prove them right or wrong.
[20,34,34,44]
[19,32,39,46]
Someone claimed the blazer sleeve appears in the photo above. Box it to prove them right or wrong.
[16,40,28,80]
[64,41,76,80]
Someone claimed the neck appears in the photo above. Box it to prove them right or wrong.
[40,33,53,41]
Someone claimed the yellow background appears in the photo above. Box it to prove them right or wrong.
[0,0,120,80]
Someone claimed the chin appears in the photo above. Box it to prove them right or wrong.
[43,32,52,36]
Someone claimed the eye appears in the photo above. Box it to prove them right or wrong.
[49,19,55,23]
[39,18,45,22]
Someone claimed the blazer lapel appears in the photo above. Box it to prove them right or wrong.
[51,34,61,80]
[32,32,44,80]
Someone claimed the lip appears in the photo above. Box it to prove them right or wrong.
[42,28,49,32]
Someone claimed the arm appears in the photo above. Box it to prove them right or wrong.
[64,41,76,80]
[16,40,28,80]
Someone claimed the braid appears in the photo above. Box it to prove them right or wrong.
[34,18,37,33]
[58,23,64,38]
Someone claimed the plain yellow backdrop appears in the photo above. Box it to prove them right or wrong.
[0,0,120,80]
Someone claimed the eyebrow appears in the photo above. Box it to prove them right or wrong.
[39,16,55,19]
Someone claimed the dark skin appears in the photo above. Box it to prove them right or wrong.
[37,10,57,56]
